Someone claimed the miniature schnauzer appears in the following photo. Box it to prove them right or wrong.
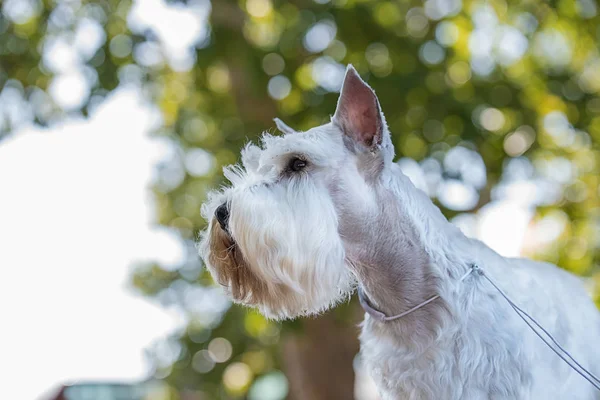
[200,65,600,399]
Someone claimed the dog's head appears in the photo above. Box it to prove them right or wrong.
[199,65,396,319]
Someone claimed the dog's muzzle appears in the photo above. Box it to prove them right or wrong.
[215,202,230,231]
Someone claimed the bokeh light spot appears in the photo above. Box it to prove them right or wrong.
[374,2,401,27]
[324,39,347,61]
[435,21,459,47]
[246,0,272,18]
[406,8,429,38]
[248,371,289,400]
[576,0,597,18]
[496,26,528,67]
[244,312,271,338]
[223,362,253,394]
[366,43,389,68]
[268,75,292,100]
[311,57,345,92]
[533,29,572,71]
[444,146,487,189]
[74,18,106,60]
[303,20,337,53]
[424,0,461,20]
[208,337,233,363]
[447,61,471,86]
[48,71,90,111]
[263,53,285,76]
[184,148,214,177]
[110,34,133,58]
[192,350,215,374]
[504,126,535,156]
[243,20,281,48]
[207,65,231,94]
[366,43,392,77]
[2,0,42,24]
[419,41,445,65]
[423,119,445,142]
[134,41,164,68]
[437,180,479,211]
[242,351,269,374]
[578,58,600,93]
[479,108,505,132]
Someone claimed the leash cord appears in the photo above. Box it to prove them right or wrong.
[359,267,475,322]
[358,264,600,391]
[472,265,600,391]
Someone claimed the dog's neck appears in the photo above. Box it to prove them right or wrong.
[345,163,476,338]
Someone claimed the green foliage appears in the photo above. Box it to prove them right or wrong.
[2,0,599,398]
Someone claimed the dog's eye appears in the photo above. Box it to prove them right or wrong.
[289,157,307,172]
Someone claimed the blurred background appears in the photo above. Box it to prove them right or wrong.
[1,0,599,399]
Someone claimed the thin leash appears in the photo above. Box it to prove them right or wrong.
[357,267,474,322]
[357,264,600,391]
[471,265,600,391]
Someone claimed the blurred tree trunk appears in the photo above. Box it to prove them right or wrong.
[281,313,360,400]
[210,3,360,399]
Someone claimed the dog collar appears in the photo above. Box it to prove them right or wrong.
[357,286,388,321]
[357,265,478,322]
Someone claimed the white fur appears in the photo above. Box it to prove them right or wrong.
[359,162,600,399]
[200,66,600,399]
[200,128,355,319]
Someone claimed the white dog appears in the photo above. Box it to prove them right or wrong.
[199,65,600,399]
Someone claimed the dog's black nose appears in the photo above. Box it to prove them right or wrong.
[215,202,229,231]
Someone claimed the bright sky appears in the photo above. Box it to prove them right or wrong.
[0,87,187,400]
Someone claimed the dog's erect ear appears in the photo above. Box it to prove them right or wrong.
[274,118,297,135]
[333,65,384,149]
